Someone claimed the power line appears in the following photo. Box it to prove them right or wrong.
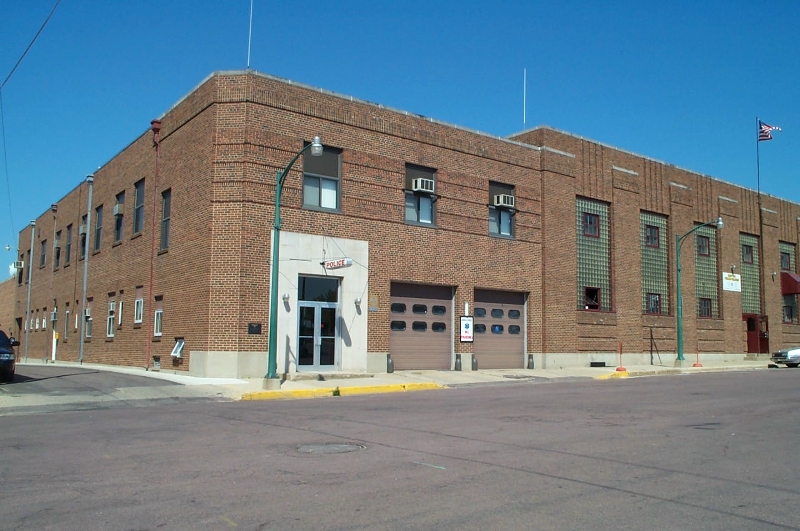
[1,0,62,89]
[0,0,62,251]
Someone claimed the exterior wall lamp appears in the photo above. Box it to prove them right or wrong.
[676,216,723,362]
[265,136,323,388]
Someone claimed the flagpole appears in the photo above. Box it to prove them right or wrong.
[755,117,765,339]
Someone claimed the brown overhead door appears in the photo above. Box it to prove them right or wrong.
[473,289,525,369]
[389,283,452,370]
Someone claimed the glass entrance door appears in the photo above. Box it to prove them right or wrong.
[298,302,338,370]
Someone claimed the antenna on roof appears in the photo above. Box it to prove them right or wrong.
[246,0,254,69]
[523,68,527,126]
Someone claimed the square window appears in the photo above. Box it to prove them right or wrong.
[405,192,434,224]
[646,293,661,314]
[697,235,710,257]
[780,251,791,271]
[489,208,513,237]
[583,213,599,237]
[645,225,660,248]
[742,244,753,264]
[303,146,340,210]
[583,287,601,310]
[699,298,712,318]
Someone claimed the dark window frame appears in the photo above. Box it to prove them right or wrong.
[742,244,754,264]
[65,224,72,265]
[160,188,171,251]
[699,298,712,318]
[783,305,794,324]
[583,287,601,311]
[133,179,145,235]
[114,191,125,243]
[645,225,660,248]
[583,212,600,238]
[94,205,103,252]
[645,293,661,314]
[780,251,791,271]
[697,235,710,257]
[303,145,342,212]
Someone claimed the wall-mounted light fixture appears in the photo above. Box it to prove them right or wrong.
[354,297,362,307]
[730,265,736,273]
[282,293,290,302]
[772,271,777,282]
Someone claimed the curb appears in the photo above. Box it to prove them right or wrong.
[239,382,445,401]
[596,371,629,380]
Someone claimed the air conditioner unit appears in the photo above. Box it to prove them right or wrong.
[84,308,91,318]
[411,178,435,194]
[13,261,24,269]
[50,311,57,322]
[493,194,515,209]
[78,225,87,235]
[113,204,123,216]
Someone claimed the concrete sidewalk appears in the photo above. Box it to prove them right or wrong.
[14,356,774,402]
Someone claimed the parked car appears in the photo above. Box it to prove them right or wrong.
[0,330,20,382]
[771,347,800,368]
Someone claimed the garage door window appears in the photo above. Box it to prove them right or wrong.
[491,309,504,318]
[391,303,406,313]
[432,305,446,315]
[508,309,520,319]
[509,325,521,334]
[412,304,427,314]
[474,308,486,317]
[475,324,486,333]
[412,321,427,331]
[391,321,406,331]
[491,324,504,334]
[432,322,446,332]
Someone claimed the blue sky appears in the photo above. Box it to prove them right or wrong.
[1,1,797,270]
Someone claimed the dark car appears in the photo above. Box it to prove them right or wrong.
[0,330,20,382]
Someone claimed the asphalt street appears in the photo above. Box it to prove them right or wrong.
[1,367,799,530]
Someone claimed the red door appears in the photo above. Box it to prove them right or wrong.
[743,314,759,354]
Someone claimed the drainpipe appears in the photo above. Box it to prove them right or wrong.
[23,220,35,362]
[48,204,57,363]
[78,175,94,364]
[144,119,161,370]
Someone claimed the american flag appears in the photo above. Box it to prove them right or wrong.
[758,120,781,141]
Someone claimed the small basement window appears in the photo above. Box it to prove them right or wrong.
[583,288,601,310]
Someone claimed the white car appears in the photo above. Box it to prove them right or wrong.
[771,347,800,368]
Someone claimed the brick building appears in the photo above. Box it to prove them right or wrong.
[9,70,800,377]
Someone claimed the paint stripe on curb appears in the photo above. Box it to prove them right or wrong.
[239,382,444,401]
[596,371,629,380]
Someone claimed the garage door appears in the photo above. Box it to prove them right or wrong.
[389,283,452,370]
[473,289,525,369]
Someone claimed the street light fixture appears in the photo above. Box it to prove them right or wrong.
[265,136,323,388]
[675,216,723,362]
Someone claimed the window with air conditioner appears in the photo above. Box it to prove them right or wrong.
[405,164,436,226]
[107,300,116,338]
[489,182,515,238]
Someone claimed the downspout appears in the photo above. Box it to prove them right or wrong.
[144,119,161,370]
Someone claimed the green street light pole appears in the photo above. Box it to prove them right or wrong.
[265,136,323,384]
[676,216,723,361]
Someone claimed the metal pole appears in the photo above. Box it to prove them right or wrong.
[676,232,684,361]
[265,139,321,382]
[48,204,57,363]
[23,220,35,362]
[78,175,94,364]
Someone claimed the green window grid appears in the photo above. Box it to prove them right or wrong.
[740,234,760,314]
[694,225,719,318]
[640,212,669,314]
[779,242,798,323]
[577,198,611,311]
